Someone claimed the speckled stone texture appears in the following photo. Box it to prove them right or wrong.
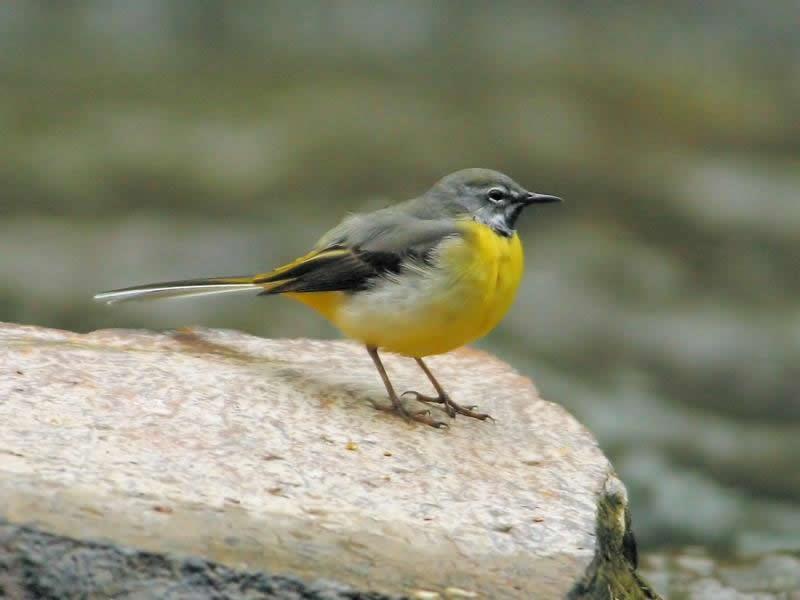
[0,322,617,598]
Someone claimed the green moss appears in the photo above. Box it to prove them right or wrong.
[570,476,663,599]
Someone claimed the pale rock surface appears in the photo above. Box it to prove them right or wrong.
[0,322,631,598]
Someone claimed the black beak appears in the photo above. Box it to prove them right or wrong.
[523,192,562,205]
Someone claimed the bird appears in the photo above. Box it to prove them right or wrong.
[95,169,561,428]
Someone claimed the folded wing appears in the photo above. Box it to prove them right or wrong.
[94,214,461,303]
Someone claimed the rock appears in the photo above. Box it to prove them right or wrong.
[568,478,662,600]
[0,322,654,599]
[641,547,800,599]
[0,519,396,600]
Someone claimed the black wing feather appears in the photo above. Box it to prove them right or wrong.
[259,248,404,295]
[258,216,461,296]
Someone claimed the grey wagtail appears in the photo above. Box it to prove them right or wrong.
[95,169,561,428]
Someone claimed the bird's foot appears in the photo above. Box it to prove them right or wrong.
[372,397,449,429]
[402,390,494,422]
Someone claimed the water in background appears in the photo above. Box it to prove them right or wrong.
[2,1,799,556]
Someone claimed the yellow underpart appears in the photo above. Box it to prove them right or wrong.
[284,219,524,357]
[284,290,344,322]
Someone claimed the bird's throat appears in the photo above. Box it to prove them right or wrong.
[474,206,520,238]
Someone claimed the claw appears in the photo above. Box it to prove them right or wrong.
[403,390,454,416]
[373,398,449,429]
[402,390,445,404]
[406,409,448,429]
[402,389,492,422]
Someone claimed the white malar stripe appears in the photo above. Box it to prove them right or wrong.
[93,284,260,304]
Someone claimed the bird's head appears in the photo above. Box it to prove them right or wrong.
[427,168,561,236]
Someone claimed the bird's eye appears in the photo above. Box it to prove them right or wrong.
[487,188,506,203]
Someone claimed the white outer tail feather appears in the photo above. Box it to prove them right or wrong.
[93,283,261,305]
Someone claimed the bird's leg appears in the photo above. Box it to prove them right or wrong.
[366,346,448,429]
[403,357,493,421]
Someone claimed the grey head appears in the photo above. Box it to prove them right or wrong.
[422,168,561,236]
[315,168,561,251]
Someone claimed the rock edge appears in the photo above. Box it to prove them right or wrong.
[0,323,657,598]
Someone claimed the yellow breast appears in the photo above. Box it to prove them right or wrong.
[442,219,525,343]
[313,219,525,357]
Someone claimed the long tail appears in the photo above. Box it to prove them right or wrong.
[93,275,262,304]
[94,247,356,305]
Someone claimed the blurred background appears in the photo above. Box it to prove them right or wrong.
[2,0,799,574]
